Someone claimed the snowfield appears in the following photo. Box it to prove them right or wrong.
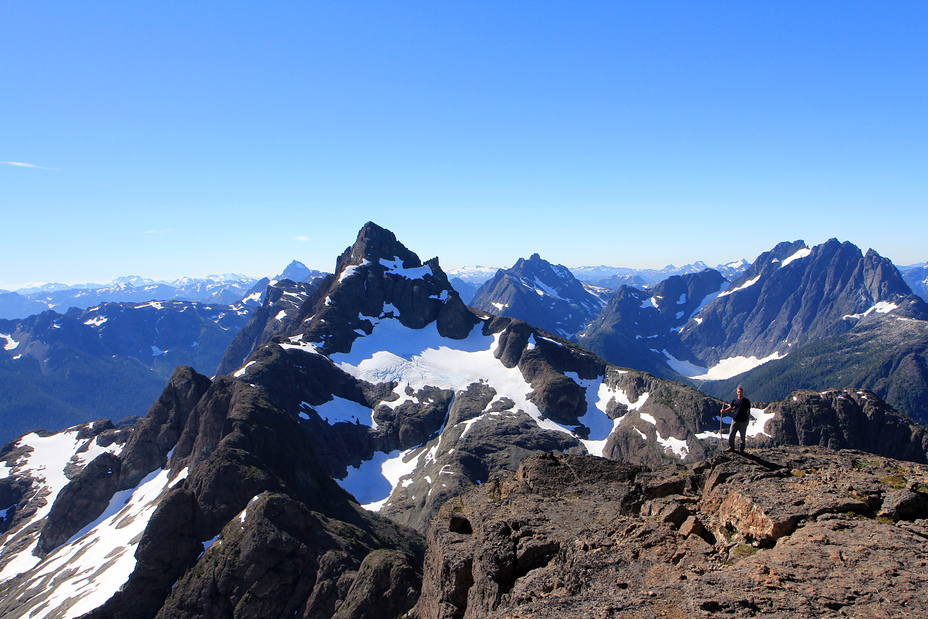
[331,316,676,509]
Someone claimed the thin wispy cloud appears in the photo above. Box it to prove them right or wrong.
[1,161,55,170]
[296,236,310,242]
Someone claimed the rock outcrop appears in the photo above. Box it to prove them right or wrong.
[0,365,424,619]
[762,388,928,463]
[414,447,928,618]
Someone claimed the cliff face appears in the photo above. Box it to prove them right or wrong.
[414,447,928,618]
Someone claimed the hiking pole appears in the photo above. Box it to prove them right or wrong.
[719,408,724,451]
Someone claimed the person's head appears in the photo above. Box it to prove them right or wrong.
[737,386,744,397]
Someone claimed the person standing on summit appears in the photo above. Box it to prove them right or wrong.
[722,386,752,453]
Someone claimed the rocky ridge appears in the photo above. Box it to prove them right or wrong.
[214,277,323,376]
[0,364,424,619]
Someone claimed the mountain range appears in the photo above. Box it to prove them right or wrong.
[3,222,928,617]
[900,262,928,302]
[466,239,928,426]
[570,259,750,289]
[0,301,252,446]
[0,262,327,321]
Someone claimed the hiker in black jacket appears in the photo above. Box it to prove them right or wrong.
[721,386,751,453]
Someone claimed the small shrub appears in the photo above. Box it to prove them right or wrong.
[731,544,758,559]
[879,474,907,489]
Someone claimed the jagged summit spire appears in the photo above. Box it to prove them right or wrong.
[336,222,423,275]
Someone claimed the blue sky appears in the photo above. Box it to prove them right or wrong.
[2,2,926,290]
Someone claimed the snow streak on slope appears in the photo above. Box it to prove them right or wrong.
[1,466,187,618]
[780,247,812,267]
[717,275,761,297]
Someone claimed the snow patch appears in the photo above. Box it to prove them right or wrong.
[338,260,370,283]
[315,396,375,428]
[657,435,689,459]
[1,333,18,350]
[279,335,323,355]
[332,320,576,439]
[846,301,899,319]
[337,448,422,512]
[660,350,784,381]
[380,257,432,280]
[136,301,164,310]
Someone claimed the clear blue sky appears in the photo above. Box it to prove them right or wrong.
[2,1,926,290]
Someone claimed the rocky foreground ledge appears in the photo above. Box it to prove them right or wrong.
[411,446,928,618]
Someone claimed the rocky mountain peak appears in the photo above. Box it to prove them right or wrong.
[335,221,423,276]
[265,223,479,356]
[470,253,609,339]
[676,238,924,369]
[730,239,808,285]
[277,259,319,283]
